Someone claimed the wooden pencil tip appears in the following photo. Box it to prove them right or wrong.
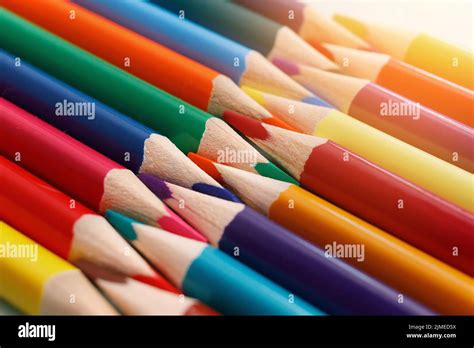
[332,14,368,39]
[138,173,172,200]
[188,153,223,183]
[105,209,139,241]
[262,117,300,132]
[223,111,269,140]
[272,57,300,76]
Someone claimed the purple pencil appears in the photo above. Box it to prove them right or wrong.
[139,173,434,315]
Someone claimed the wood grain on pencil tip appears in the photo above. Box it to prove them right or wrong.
[333,14,474,89]
[0,155,177,292]
[189,153,474,315]
[0,98,204,242]
[0,50,240,203]
[0,9,296,184]
[272,58,474,174]
[2,0,292,129]
[72,0,328,106]
[138,174,434,315]
[223,111,474,276]
[106,210,319,316]
[322,43,474,127]
[152,0,340,72]
[0,222,117,315]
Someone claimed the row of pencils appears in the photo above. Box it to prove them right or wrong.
[0,0,473,316]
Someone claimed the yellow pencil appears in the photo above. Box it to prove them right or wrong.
[334,15,474,90]
[243,86,474,213]
[0,222,117,315]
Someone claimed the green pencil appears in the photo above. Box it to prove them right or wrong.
[0,9,297,184]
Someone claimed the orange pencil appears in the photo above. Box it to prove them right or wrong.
[323,44,474,127]
[189,153,474,315]
[2,0,291,129]
[334,14,474,90]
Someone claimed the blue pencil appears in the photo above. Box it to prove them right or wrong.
[0,50,239,202]
[139,174,435,315]
[106,210,322,316]
[73,0,330,106]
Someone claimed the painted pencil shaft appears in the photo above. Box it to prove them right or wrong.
[152,0,339,71]
[73,0,327,106]
[190,155,474,314]
[0,51,239,203]
[0,155,178,291]
[140,175,434,315]
[106,211,321,316]
[2,0,283,127]
[82,266,219,316]
[274,59,474,174]
[244,88,474,214]
[223,113,474,277]
[0,222,117,315]
[235,0,371,50]
[323,44,474,127]
[0,9,296,184]
[0,98,203,241]
[334,15,474,89]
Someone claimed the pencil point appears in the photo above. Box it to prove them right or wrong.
[139,173,172,200]
[105,210,138,241]
[272,57,300,75]
[192,183,241,202]
[223,111,269,140]
[254,162,299,185]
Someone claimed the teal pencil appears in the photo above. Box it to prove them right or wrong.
[106,210,324,316]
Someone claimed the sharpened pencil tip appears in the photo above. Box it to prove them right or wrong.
[223,111,269,140]
[139,173,172,200]
[105,210,139,241]
[192,183,241,202]
[272,57,301,75]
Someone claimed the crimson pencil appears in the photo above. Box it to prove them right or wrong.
[0,156,176,292]
[224,112,474,275]
[273,59,474,174]
[0,99,204,242]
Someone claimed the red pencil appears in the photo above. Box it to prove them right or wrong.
[0,156,177,291]
[223,111,474,275]
[0,98,204,242]
[273,58,474,173]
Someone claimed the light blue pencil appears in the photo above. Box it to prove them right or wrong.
[73,0,330,106]
[106,210,324,316]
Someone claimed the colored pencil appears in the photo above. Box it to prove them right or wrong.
[139,175,434,315]
[0,222,118,315]
[223,112,474,269]
[334,15,474,90]
[0,99,204,242]
[82,266,218,316]
[0,10,296,184]
[0,51,239,203]
[189,153,474,314]
[73,0,328,106]
[106,211,321,316]
[0,156,177,292]
[3,0,292,130]
[235,0,371,50]
[243,87,474,213]
[152,0,340,72]
[273,58,474,174]
[322,44,474,127]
